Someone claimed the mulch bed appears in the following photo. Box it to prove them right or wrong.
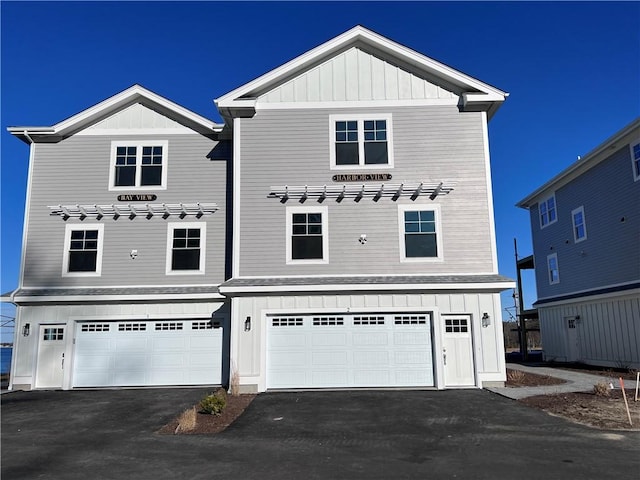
[505,368,566,387]
[158,394,256,435]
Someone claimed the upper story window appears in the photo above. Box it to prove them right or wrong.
[631,140,640,181]
[571,206,587,242]
[398,205,443,262]
[109,140,168,190]
[286,206,328,264]
[330,114,393,169]
[166,223,206,274]
[547,253,560,285]
[539,195,557,228]
[62,224,104,277]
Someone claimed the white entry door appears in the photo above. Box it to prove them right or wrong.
[35,325,66,389]
[442,316,475,387]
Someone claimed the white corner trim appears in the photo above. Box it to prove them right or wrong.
[481,112,499,273]
[232,118,242,277]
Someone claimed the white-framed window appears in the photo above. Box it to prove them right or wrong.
[539,194,557,228]
[329,114,394,169]
[631,139,640,181]
[286,205,328,264]
[166,222,206,275]
[398,205,443,262]
[571,206,587,242]
[109,140,168,190]
[547,253,559,285]
[62,223,104,277]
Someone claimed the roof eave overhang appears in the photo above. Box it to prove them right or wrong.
[517,117,640,209]
[219,281,516,297]
[214,26,508,118]
[8,85,224,144]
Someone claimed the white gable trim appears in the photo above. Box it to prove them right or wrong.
[215,25,507,117]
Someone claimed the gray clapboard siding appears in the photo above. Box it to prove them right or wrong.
[532,144,640,300]
[238,105,495,276]
[22,134,228,288]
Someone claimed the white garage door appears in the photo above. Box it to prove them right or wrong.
[73,319,223,388]
[267,313,434,389]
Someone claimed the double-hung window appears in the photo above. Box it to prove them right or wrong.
[286,206,328,264]
[631,139,640,181]
[398,205,442,262]
[539,195,557,228]
[166,223,206,274]
[110,140,168,189]
[62,224,104,276]
[571,206,587,242]
[330,114,393,168]
[547,253,559,285]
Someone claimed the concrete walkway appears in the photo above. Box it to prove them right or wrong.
[487,363,625,399]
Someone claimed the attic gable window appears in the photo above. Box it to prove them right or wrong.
[330,114,393,169]
[109,140,168,190]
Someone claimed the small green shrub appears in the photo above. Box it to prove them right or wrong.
[200,392,227,415]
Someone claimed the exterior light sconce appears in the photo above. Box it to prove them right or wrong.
[244,316,251,332]
[22,323,31,337]
[481,313,491,328]
[359,234,367,244]
[130,250,138,259]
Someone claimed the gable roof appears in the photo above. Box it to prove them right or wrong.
[8,84,224,144]
[516,117,640,209]
[215,25,508,120]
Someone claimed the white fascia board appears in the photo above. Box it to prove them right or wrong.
[215,25,507,110]
[12,292,226,304]
[517,117,640,209]
[219,281,516,295]
[9,85,223,141]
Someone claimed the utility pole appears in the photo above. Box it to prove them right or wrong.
[514,238,528,361]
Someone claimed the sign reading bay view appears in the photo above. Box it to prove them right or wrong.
[332,173,392,182]
[117,194,157,202]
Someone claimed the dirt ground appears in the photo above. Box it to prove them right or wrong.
[160,368,640,435]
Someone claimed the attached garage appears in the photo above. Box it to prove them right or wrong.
[73,319,223,388]
[267,312,434,389]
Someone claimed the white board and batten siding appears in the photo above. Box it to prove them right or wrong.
[10,302,226,391]
[539,292,640,369]
[232,292,505,392]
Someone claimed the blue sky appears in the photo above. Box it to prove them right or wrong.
[1,1,639,340]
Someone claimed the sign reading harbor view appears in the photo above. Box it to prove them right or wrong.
[332,173,392,182]
[117,194,157,202]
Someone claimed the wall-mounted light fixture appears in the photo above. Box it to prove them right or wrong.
[481,313,491,328]
[359,234,367,244]
[130,249,138,259]
[22,323,31,337]
[244,316,251,332]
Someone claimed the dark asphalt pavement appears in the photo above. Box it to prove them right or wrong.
[2,388,639,479]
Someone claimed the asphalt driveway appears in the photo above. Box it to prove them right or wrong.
[2,388,639,479]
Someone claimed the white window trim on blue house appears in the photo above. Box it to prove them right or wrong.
[631,138,640,182]
[571,206,587,243]
[539,194,557,229]
[547,253,560,285]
